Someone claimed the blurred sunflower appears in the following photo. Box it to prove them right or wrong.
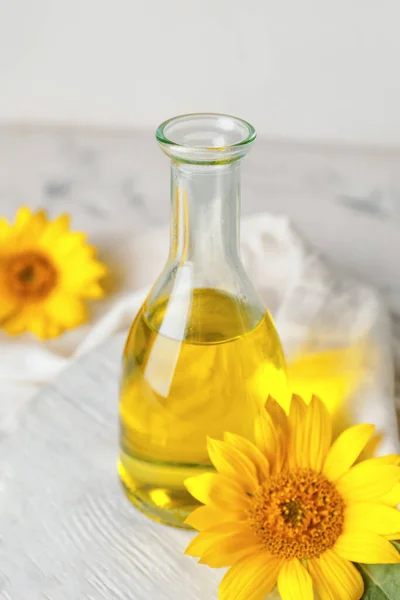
[0,207,107,339]
[185,395,400,600]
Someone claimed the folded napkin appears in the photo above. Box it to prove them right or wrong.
[0,213,398,453]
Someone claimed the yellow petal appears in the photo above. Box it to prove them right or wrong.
[14,209,49,246]
[45,294,88,328]
[4,305,62,340]
[81,281,105,299]
[365,454,400,466]
[29,210,48,236]
[3,304,33,334]
[254,413,278,464]
[208,475,251,512]
[14,206,33,230]
[386,532,400,541]
[29,314,51,339]
[38,213,70,244]
[308,550,364,600]
[277,559,313,600]
[288,395,331,471]
[265,394,290,424]
[224,432,270,484]
[361,433,383,459]
[345,503,400,539]
[3,312,28,335]
[60,258,107,287]
[185,472,250,512]
[51,232,88,259]
[185,473,218,505]
[380,483,400,507]
[323,424,375,481]
[207,437,258,492]
[0,216,12,242]
[56,245,96,266]
[288,393,307,425]
[184,504,244,531]
[335,531,400,564]
[0,297,19,325]
[255,398,288,473]
[43,321,63,338]
[336,463,400,503]
[185,531,222,558]
[199,532,261,568]
[202,521,250,534]
[219,552,283,600]
[287,394,308,469]
[185,522,251,558]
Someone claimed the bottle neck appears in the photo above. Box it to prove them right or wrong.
[169,161,241,265]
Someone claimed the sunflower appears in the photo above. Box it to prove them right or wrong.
[0,207,106,339]
[184,395,400,600]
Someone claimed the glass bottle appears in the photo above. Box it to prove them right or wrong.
[119,114,287,527]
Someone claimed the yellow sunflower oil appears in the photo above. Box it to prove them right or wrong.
[119,288,287,527]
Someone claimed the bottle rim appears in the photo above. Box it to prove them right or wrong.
[156,113,256,165]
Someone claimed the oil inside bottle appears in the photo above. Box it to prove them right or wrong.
[119,288,287,527]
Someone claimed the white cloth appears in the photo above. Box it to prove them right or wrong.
[0,213,398,452]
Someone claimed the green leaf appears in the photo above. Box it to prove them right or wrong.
[358,542,400,599]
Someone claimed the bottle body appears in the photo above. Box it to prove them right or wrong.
[119,288,286,526]
[118,114,287,526]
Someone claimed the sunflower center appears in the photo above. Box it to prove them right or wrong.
[7,252,57,300]
[247,468,345,560]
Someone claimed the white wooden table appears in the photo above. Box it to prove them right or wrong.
[0,125,400,599]
[1,335,281,600]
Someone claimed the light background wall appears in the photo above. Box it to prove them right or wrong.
[1,0,399,145]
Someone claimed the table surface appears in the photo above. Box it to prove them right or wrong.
[1,335,243,600]
[1,125,400,308]
[1,124,399,392]
[0,125,400,598]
